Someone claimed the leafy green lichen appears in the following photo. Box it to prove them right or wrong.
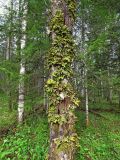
[46,0,79,158]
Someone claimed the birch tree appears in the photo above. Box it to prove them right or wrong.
[18,0,27,124]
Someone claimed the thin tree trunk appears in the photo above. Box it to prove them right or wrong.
[18,0,27,124]
[6,0,13,111]
[81,5,89,126]
[118,91,120,108]
[101,80,104,99]
[107,68,112,104]
[43,58,48,113]
[81,68,85,97]
[85,67,89,126]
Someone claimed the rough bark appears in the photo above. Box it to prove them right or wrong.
[47,0,78,160]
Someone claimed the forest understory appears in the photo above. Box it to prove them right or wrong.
[0,93,120,160]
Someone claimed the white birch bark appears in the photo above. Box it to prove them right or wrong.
[85,66,89,126]
[80,35,89,125]
[18,0,27,124]
[81,8,89,126]
[6,0,13,60]
[6,37,11,60]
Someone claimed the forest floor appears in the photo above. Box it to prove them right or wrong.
[76,111,120,160]
[0,96,120,160]
[0,94,16,132]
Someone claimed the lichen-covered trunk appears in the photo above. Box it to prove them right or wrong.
[46,0,79,160]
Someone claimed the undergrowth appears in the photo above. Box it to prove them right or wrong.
[0,94,16,129]
[0,114,49,160]
[0,99,120,160]
[76,111,120,160]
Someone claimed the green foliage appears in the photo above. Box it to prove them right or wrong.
[0,94,16,129]
[1,105,120,160]
[0,115,49,160]
[76,111,120,160]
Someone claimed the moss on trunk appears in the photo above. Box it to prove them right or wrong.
[46,1,79,159]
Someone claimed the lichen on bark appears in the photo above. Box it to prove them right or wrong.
[46,0,79,159]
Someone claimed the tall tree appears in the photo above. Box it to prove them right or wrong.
[6,0,13,111]
[18,0,27,124]
[46,0,79,159]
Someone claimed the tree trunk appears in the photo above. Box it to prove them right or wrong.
[18,0,27,124]
[118,91,120,108]
[47,1,78,160]
[6,0,13,111]
[107,69,112,104]
[80,4,89,126]
[85,67,89,126]
[100,80,104,99]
